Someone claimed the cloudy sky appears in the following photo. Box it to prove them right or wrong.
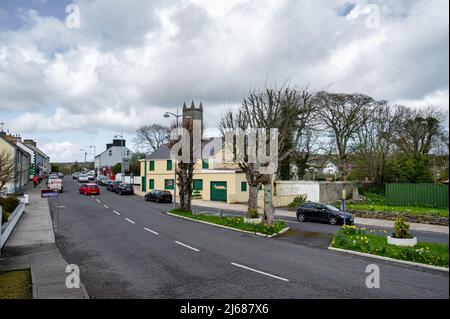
[0,0,448,162]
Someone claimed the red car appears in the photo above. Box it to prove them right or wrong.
[79,183,100,195]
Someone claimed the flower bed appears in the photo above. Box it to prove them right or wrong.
[330,225,449,268]
[169,209,288,236]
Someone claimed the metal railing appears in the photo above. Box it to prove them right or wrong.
[0,202,26,253]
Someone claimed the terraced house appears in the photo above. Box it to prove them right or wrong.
[140,142,251,204]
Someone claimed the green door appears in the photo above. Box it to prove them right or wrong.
[210,181,227,202]
[141,176,146,192]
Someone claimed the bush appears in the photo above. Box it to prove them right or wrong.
[247,208,259,218]
[288,195,307,208]
[0,197,20,223]
[392,217,413,239]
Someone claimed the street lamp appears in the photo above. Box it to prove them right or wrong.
[89,145,96,176]
[163,109,183,209]
[80,149,87,171]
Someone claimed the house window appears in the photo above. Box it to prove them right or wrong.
[149,161,155,171]
[193,179,203,190]
[241,181,247,192]
[127,150,130,156]
[149,179,154,189]
[109,150,112,156]
[202,159,209,169]
[165,179,174,190]
[167,160,172,171]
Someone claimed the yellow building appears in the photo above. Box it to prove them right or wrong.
[139,144,250,203]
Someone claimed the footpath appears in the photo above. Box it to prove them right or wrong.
[0,183,89,299]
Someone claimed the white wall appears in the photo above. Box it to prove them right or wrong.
[276,181,320,202]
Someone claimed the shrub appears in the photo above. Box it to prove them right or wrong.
[0,197,20,223]
[392,217,413,239]
[288,194,307,208]
[247,208,259,218]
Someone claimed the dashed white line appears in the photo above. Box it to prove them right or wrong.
[113,210,120,216]
[96,199,101,203]
[174,241,200,252]
[144,228,159,235]
[231,262,289,282]
[125,218,135,224]
[103,204,109,209]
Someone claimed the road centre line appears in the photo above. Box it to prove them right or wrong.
[103,204,109,209]
[113,210,121,215]
[231,262,289,282]
[144,228,159,235]
[174,241,200,252]
[125,218,135,224]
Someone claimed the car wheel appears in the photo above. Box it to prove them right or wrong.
[119,191,122,195]
[156,198,159,203]
[329,216,338,225]
[298,213,306,222]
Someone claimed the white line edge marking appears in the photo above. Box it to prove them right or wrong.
[174,241,200,252]
[231,262,289,282]
[113,210,120,215]
[103,204,109,209]
[125,218,135,224]
[144,228,159,235]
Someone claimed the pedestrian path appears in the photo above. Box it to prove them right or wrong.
[0,182,89,299]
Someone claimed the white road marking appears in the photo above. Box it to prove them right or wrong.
[125,218,135,224]
[174,241,200,252]
[231,262,289,282]
[113,210,120,216]
[96,199,101,203]
[103,204,109,209]
[144,228,159,235]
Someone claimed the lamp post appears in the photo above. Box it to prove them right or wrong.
[164,109,182,209]
[80,149,87,172]
[89,145,96,176]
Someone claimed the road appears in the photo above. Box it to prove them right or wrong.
[48,177,449,299]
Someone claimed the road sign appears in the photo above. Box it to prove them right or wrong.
[41,189,59,198]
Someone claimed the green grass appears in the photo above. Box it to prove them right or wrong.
[346,192,449,217]
[331,225,449,268]
[0,269,32,299]
[170,209,288,236]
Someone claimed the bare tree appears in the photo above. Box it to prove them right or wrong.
[0,150,15,191]
[314,92,374,180]
[134,124,170,154]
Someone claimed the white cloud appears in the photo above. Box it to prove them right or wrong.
[40,141,83,163]
[0,0,448,162]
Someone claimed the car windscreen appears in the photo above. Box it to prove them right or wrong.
[325,205,340,212]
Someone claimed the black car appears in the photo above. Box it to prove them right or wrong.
[107,181,121,192]
[296,202,354,225]
[145,190,173,203]
[115,183,134,195]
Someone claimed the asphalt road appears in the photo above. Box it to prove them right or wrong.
[49,177,449,299]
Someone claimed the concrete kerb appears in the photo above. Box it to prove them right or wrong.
[167,212,290,238]
[328,246,449,272]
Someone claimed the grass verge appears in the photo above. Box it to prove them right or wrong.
[0,269,32,299]
[170,209,288,236]
[346,203,448,217]
[330,225,449,268]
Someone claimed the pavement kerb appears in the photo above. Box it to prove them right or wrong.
[167,212,290,238]
[328,246,449,272]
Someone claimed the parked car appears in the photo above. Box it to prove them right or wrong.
[96,176,110,186]
[107,181,121,192]
[79,183,100,195]
[57,172,64,178]
[115,183,134,195]
[145,190,173,203]
[72,172,81,180]
[78,174,89,182]
[296,202,354,225]
[87,172,95,181]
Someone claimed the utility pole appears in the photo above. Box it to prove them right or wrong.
[80,149,87,171]
[90,145,96,176]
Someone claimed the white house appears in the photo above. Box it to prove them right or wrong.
[322,162,339,175]
[94,139,134,177]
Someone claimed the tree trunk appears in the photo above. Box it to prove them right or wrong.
[262,175,275,224]
[248,184,259,211]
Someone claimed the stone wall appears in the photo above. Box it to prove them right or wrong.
[349,209,449,226]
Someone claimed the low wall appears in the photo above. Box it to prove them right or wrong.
[349,209,449,226]
[319,181,360,203]
[257,194,298,208]
[275,181,320,202]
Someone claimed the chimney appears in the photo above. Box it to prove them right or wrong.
[113,139,125,147]
[24,139,37,147]
[106,143,113,149]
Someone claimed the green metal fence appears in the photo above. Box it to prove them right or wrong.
[385,183,449,208]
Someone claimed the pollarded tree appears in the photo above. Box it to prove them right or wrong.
[134,124,170,154]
